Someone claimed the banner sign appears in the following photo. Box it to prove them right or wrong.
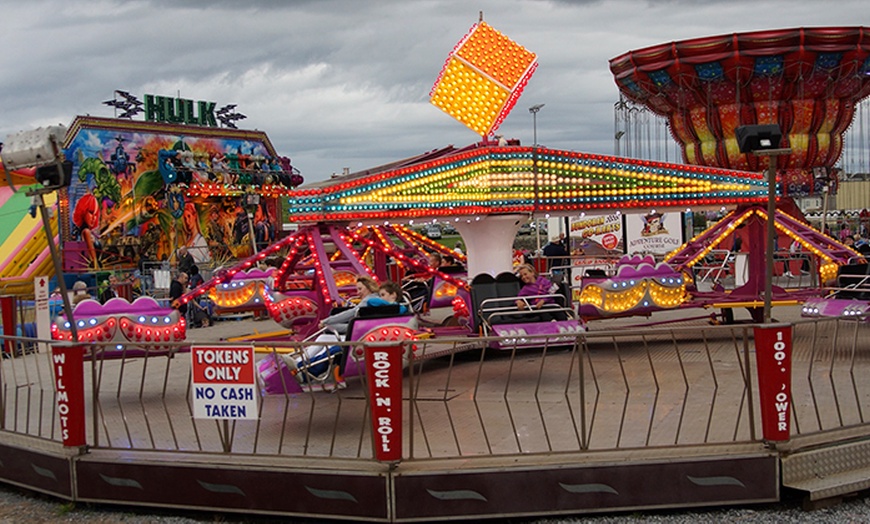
[191,345,258,420]
[624,211,684,255]
[570,212,623,252]
[52,346,86,446]
[103,90,246,128]
[754,325,792,441]
[364,344,403,461]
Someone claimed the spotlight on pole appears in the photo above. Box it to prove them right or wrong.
[2,125,70,189]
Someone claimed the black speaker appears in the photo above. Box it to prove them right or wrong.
[736,125,782,153]
[35,160,73,188]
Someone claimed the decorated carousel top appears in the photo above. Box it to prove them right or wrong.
[610,27,870,194]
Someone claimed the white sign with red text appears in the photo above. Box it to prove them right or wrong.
[191,345,258,419]
[34,276,50,354]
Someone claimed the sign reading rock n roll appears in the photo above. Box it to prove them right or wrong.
[191,346,258,420]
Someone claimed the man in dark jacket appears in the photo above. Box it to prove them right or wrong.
[176,247,195,276]
[99,275,119,304]
[170,272,189,316]
[542,234,570,275]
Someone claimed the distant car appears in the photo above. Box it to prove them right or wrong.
[425,224,442,239]
[442,223,457,235]
[529,222,548,234]
[518,224,532,235]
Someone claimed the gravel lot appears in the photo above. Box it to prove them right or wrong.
[2,482,870,523]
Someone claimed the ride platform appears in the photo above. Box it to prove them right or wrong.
[1,306,869,521]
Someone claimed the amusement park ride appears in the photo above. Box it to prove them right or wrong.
[3,23,869,393]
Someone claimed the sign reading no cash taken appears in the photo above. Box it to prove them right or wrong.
[191,346,258,419]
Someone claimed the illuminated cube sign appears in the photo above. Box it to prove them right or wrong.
[430,22,538,136]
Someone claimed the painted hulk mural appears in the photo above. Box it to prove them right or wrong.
[62,116,301,272]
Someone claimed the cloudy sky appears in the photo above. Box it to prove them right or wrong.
[1,0,867,184]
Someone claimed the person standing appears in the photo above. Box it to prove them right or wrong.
[170,272,189,317]
[176,246,195,276]
[542,235,570,276]
[99,275,119,304]
[188,265,204,289]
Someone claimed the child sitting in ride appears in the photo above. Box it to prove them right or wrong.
[292,280,410,381]
[370,281,409,314]
[317,279,409,342]
[515,263,565,321]
[319,276,379,335]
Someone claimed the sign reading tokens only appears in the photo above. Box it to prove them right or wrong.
[191,345,258,419]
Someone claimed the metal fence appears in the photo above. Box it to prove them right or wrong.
[1,315,869,462]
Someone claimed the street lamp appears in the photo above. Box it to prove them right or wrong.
[736,124,791,323]
[529,104,545,146]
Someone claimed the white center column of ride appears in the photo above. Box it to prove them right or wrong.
[454,214,525,279]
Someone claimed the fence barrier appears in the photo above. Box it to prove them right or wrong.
[1,315,867,463]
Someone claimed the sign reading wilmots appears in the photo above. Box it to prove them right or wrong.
[103,90,247,128]
[191,345,258,419]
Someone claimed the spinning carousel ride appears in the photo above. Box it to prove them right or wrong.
[610,27,870,318]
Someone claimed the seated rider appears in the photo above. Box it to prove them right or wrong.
[319,276,379,335]
[402,252,442,310]
[403,252,442,281]
[515,263,565,321]
[294,280,409,379]
[368,281,409,313]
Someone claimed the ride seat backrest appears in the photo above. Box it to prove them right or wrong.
[469,273,498,331]
[836,263,870,299]
[343,305,406,349]
[585,269,607,278]
[329,305,355,315]
[494,272,521,298]
[357,304,402,318]
[483,272,523,325]
[555,282,571,307]
[340,304,410,375]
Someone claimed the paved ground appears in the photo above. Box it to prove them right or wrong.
[187,314,280,343]
[2,302,861,522]
[195,300,807,344]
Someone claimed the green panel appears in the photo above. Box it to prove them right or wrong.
[0,189,33,246]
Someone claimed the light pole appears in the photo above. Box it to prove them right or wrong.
[529,104,545,146]
[821,180,830,237]
[529,104,545,253]
[756,148,790,323]
[736,124,791,323]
